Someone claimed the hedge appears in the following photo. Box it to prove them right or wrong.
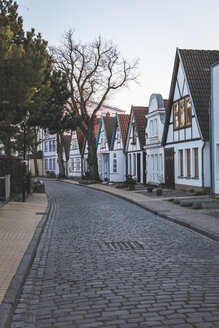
[0,155,23,195]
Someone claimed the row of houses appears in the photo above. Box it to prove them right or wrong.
[42,48,219,194]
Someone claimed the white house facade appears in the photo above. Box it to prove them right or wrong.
[163,49,219,191]
[145,94,167,185]
[43,131,59,177]
[110,114,130,182]
[125,106,148,184]
[68,129,84,178]
[96,114,115,181]
[211,61,219,194]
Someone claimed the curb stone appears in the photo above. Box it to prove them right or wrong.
[61,180,219,243]
[0,192,54,328]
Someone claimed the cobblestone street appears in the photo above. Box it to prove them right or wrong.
[10,180,219,328]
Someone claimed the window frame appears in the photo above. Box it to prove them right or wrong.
[173,96,192,130]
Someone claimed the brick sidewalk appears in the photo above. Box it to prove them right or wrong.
[63,180,219,241]
[0,193,47,303]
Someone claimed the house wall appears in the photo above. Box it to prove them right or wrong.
[43,132,59,177]
[164,60,210,190]
[68,131,82,177]
[165,140,210,189]
[211,63,219,194]
[110,150,126,182]
[145,94,165,185]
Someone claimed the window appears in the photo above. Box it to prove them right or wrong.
[179,150,183,177]
[185,97,192,125]
[132,125,136,144]
[133,154,136,175]
[45,159,48,170]
[152,155,154,180]
[193,148,199,177]
[173,102,179,129]
[71,159,75,171]
[113,153,117,173]
[52,140,56,152]
[155,154,158,181]
[159,154,163,173]
[173,96,192,129]
[117,130,121,143]
[44,142,48,152]
[49,158,52,170]
[49,141,52,152]
[72,139,77,150]
[186,149,191,177]
[76,158,80,172]
[179,100,185,127]
[154,119,158,136]
[101,134,104,148]
[150,120,154,137]
[52,158,56,170]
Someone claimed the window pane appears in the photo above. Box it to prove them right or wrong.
[174,103,179,129]
[186,97,192,125]
[179,100,185,127]
[194,148,199,177]
[186,149,191,177]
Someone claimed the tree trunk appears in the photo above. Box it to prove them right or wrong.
[33,155,39,177]
[86,132,99,181]
[57,132,65,178]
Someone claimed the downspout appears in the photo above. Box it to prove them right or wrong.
[209,98,213,196]
[201,141,206,193]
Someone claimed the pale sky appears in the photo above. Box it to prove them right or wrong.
[16,0,219,113]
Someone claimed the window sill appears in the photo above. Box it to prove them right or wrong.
[131,142,136,145]
[177,176,191,179]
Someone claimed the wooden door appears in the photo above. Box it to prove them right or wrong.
[165,148,175,189]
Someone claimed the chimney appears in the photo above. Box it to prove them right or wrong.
[106,112,110,117]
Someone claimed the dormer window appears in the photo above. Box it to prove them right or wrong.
[173,96,192,129]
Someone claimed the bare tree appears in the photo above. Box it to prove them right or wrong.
[51,29,138,180]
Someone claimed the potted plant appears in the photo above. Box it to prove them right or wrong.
[126,175,136,191]
[146,184,153,193]
[156,188,162,196]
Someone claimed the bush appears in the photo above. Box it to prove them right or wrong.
[46,170,56,178]
[126,175,136,185]
[0,155,23,196]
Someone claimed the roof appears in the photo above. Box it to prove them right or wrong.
[132,106,148,148]
[163,48,219,143]
[103,116,116,146]
[76,128,85,154]
[118,114,130,145]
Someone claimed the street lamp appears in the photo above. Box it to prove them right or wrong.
[23,110,30,202]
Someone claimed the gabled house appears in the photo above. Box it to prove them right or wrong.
[145,94,168,185]
[110,114,130,182]
[125,106,148,184]
[163,48,219,191]
[96,113,116,181]
[68,128,84,177]
[211,61,219,194]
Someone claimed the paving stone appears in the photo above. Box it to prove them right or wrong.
[8,181,219,328]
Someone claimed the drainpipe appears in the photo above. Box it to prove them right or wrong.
[201,141,206,193]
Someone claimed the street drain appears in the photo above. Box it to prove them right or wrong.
[104,241,144,250]
[35,212,47,215]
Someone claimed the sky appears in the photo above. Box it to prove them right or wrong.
[16,0,219,113]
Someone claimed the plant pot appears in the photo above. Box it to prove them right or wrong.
[147,187,153,193]
[156,188,162,196]
[128,184,135,191]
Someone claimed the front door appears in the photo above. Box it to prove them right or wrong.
[165,148,175,189]
[137,153,141,183]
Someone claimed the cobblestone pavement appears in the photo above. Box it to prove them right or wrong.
[10,180,219,328]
